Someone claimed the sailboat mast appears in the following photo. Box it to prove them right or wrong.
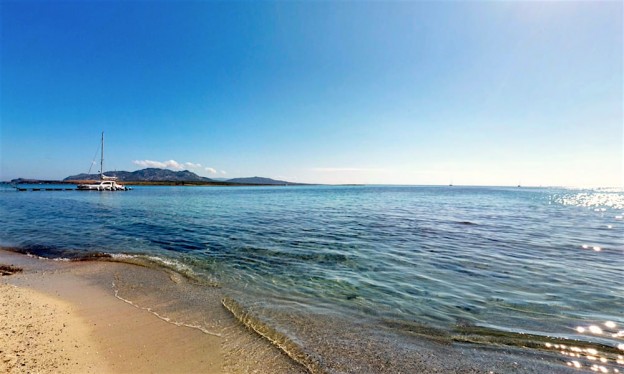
[100,132,104,180]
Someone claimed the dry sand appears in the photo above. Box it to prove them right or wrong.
[0,283,110,373]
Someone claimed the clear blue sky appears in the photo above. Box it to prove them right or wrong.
[1,1,622,186]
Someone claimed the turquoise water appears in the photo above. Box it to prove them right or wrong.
[1,185,623,371]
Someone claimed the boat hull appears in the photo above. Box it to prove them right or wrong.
[76,181,130,191]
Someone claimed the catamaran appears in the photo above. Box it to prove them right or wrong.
[77,132,131,191]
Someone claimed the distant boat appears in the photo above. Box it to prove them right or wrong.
[77,132,131,191]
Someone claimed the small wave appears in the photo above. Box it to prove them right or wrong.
[453,324,623,360]
[107,253,221,288]
[26,253,71,262]
[452,323,624,371]
[381,318,451,343]
[108,253,192,273]
[452,324,624,372]
[222,296,327,374]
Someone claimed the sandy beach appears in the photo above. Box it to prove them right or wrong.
[0,249,305,374]
[0,283,111,373]
[0,251,222,373]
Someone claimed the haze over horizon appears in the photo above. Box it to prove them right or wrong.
[2,1,622,187]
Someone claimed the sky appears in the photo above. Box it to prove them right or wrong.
[1,1,622,187]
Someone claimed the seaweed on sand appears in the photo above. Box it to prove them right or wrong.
[0,264,23,276]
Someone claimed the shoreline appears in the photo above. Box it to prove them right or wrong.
[0,248,305,374]
[1,248,593,373]
[0,249,223,373]
[3,247,616,373]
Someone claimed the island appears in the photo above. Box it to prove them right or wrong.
[5,168,306,187]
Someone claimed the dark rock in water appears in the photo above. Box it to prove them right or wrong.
[456,221,477,226]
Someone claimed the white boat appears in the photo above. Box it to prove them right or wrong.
[77,132,131,191]
[77,180,129,191]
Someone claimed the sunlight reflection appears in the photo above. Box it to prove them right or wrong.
[554,320,624,371]
[589,325,604,334]
[580,244,606,252]
[551,191,624,210]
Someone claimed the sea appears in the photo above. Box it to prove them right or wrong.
[1,184,622,372]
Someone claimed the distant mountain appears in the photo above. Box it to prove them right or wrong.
[225,176,298,185]
[62,168,302,185]
[64,168,213,182]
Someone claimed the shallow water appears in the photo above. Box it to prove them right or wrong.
[1,185,622,372]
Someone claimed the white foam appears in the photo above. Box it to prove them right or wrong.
[109,253,197,276]
[145,255,195,274]
[109,253,136,260]
[24,252,71,261]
